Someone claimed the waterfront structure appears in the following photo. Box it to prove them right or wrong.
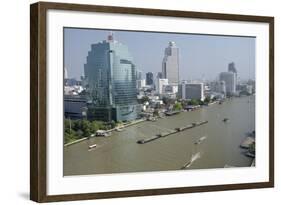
[146,72,154,86]
[84,33,140,122]
[180,82,205,101]
[219,72,237,95]
[156,78,169,94]
[162,41,179,84]
[64,95,87,119]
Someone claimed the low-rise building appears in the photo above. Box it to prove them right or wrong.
[180,82,205,101]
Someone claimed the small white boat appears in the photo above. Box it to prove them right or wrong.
[88,144,97,149]
[195,136,207,145]
[116,128,123,132]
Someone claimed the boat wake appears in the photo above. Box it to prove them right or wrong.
[181,152,201,169]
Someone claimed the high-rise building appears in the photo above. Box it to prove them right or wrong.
[136,69,142,80]
[162,42,179,84]
[219,72,236,95]
[180,82,204,101]
[228,62,238,88]
[136,79,146,89]
[156,78,168,94]
[84,33,140,122]
[210,81,226,94]
[156,72,163,79]
[228,62,237,74]
[146,72,154,86]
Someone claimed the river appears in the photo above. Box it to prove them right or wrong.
[63,95,255,176]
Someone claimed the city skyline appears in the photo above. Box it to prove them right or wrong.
[64,28,256,81]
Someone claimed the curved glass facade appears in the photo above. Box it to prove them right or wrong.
[84,37,140,121]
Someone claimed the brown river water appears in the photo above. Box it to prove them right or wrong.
[64,95,255,176]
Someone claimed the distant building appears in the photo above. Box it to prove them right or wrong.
[64,66,68,79]
[180,82,204,101]
[162,42,179,84]
[219,72,237,95]
[156,78,169,94]
[136,79,146,89]
[228,62,238,88]
[157,72,163,79]
[210,81,226,94]
[238,84,253,94]
[228,62,237,74]
[164,84,178,94]
[146,72,154,86]
[84,32,140,122]
[136,69,142,80]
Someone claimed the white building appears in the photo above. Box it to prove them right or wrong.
[136,79,146,89]
[164,84,178,94]
[219,72,237,95]
[156,78,169,94]
[180,82,204,101]
[162,42,179,84]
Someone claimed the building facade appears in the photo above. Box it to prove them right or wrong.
[84,33,140,122]
[64,95,87,120]
[228,62,238,88]
[146,72,154,86]
[162,41,179,84]
[180,82,204,101]
[156,78,169,94]
[219,72,237,95]
[136,79,146,89]
[210,81,226,94]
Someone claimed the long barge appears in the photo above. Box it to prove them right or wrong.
[137,120,208,144]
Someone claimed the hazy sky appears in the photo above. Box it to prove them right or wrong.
[64,28,255,81]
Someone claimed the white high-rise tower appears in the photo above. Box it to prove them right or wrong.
[162,41,179,84]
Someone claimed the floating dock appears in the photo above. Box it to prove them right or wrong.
[137,120,208,144]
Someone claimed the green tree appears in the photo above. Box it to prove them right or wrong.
[188,99,199,106]
[153,109,159,117]
[81,119,91,137]
[173,102,183,111]
[140,96,149,104]
[204,96,211,104]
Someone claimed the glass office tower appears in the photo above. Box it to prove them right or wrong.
[84,33,140,122]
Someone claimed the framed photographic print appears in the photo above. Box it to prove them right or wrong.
[30,1,274,202]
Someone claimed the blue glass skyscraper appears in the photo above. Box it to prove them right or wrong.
[84,33,140,122]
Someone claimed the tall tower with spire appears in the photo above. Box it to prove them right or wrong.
[162,41,179,84]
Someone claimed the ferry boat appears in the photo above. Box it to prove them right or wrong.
[88,144,97,149]
[95,130,111,137]
[194,136,207,145]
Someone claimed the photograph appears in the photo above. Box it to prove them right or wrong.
[63,28,256,176]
